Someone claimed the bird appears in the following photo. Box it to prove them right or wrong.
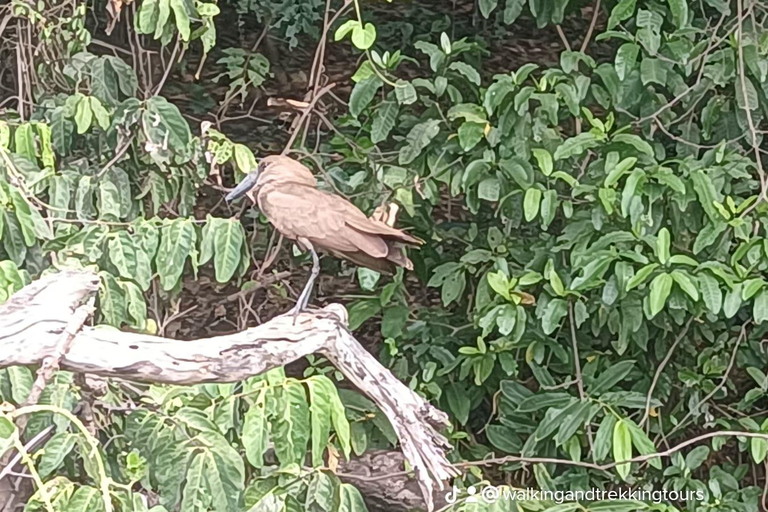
[225,155,422,318]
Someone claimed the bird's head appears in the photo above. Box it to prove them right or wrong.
[225,155,317,202]
[225,159,267,203]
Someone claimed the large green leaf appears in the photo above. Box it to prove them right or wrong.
[213,218,244,283]
[156,219,196,290]
[398,119,441,165]
[349,76,383,118]
[613,419,632,479]
[648,273,673,317]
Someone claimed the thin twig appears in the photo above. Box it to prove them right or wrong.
[154,36,180,96]
[555,25,571,51]
[579,0,602,54]
[664,322,748,439]
[281,83,336,154]
[640,317,694,428]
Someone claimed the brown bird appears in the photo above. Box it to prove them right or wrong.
[226,155,422,317]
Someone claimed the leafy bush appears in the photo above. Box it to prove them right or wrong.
[1,0,767,510]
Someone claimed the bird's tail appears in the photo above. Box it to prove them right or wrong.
[385,242,414,270]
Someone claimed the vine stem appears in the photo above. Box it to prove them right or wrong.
[10,436,54,511]
[639,316,694,428]
[11,405,114,512]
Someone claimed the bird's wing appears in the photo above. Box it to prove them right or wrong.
[312,190,423,246]
[258,186,389,258]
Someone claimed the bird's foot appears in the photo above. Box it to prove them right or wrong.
[287,304,305,325]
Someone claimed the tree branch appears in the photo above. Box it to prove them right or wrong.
[0,270,457,511]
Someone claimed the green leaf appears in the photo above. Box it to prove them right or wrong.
[349,76,383,118]
[7,365,32,404]
[441,269,466,306]
[89,97,110,130]
[751,438,768,463]
[540,189,557,228]
[351,23,376,50]
[503,0,525,23]
[458,122,485,151]
[156,219,196,290]
[625,419,661,469]
[542,298,567,334]
[612,133,654,156]
[590,360,635,394]
[446,383,470,424]
[666,0,688,27]
[648,273,673,317]
[626,263,658,291]
[487,424,522,453]
[656,228,670,264]
[754,290,768,324]
[306,472,337,511]
[685,445,710,470]
[144,96,192,150]
[723,285,742,318]
[605,156,637,187]
[37,433,77,478]
[371,101,398,143]
[594,414,617,461]
[613,419,632,480]
[691,170,721,222]
[698,273,722,314]
[306,376,333,467]
[524,188,542,222]
[479,0,499,18]
[671,270,698,301]
[233,144,257,173]
[395,80,417,105]
[339,483,368,512]
[153,0,171,39]
[668,255,698,266]
[554,132,599,160]
[398,119,441,165]
[121,281,147,328]
[334,19,359,41]
[99,271,126,326]
[487,271,511,300]
[478,178,500,202]
[640,58,668,86]
[180,452,206,512]
[243,389,268,468]
[693,222,727,254]
[213,219,244,283]
[75,96,93,134]
[65,486,105,512]
[271,381,310,465]
[108,232,140,280]
[449,62,481,85]
[13,124,36,161]
[615,43,639,80]
[735,77,759,111]
[3,212,26,266]
[608,0,636,29]
[170,0,191,40]
[555,402,599,446]
[517,392,573,412]
[532,148,553,176]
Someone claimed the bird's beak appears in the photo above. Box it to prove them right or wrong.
[226,171,260,202]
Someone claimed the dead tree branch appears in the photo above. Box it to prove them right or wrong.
[0,270,457,510]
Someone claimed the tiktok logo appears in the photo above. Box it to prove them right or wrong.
[445,486,479,504]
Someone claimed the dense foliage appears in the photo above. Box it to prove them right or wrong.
[0,0,767,510]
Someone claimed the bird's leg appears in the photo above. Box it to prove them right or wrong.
[288,241,320,322]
